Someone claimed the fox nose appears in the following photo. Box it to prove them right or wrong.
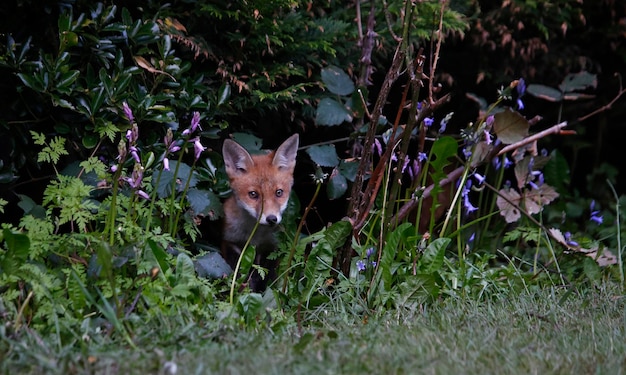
[266,215,278,226]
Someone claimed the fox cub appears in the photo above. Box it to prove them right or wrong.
[221,134,299,291]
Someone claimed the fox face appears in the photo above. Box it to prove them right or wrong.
[222,134,299,244]
[221,134,299,291]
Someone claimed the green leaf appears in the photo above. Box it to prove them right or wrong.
[493,109,530,145]
[338,160,359,182]
[218,83,231,106]
[2,228,30,259]
[306,144,339,167]
[186,188,223,219]
[315,98,352,126]
[175,252,195,283]
[526,84,563,102]
[237,293,263,324]
[327,170,348,199]
[237,245,256,280]
[418,237,450,274]
[194,252,232,279]
[381,223,412,291]
[17,72,45,92]
[231,133,263,151]
[153,162,198,198]
[321,65,355,96]
[559,71,597,93]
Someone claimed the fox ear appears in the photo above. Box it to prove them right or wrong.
[223,139,254,175]
[273,134,299,170]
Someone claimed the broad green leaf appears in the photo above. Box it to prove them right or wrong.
[559,71,597,93]
[526,83,563,102]
[338,160,359,182]
[153,161,198,198]
[194,252,232,279]
[493,109,530,145]
[237,245,256,280]
[381,223,412,291]
[218,83,231,106]
[2,228,30,259]
[175,252,195,283]
[327,170,347,200]
[418,237,450,274]
[315,98,352,126]
[231,133,263,151]
[321,65,355,96]
[306,144,339,167]
[17,72,45,92]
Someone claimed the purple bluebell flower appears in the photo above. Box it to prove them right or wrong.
[366,247,375,258]
[423,117,434,127]
[503,156,513,169]
[590,200,603,225]
[136,190,150,200]
[370,261,377,268]
[192,137,206,160]
[129,146,140,163]
[486,115,495,127]
[418,152,428,162]
[163,157,170,171]
[517,78,526,96]
[356,260,366,272]
[564,232,579,247]
[182,112,202,136]
[462,180,478,215]
[463,194,478,215]
[484,130,492,145]
[462,148,472,160]
[373,138,383,156]
[124,164,144,189]
[473,172,486,186]
[122,102,134,124]
[516,78,526,110]
[492,157,501,170]
[126,124,139,144]
[468,232,475,243]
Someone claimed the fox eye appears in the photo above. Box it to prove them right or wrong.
[275,189,283,197]
[248,191,259,199]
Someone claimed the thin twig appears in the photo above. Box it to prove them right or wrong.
[497,122,569,156]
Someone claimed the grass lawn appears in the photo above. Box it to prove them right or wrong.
[2,284,625,375]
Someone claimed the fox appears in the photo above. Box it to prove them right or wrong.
[221,133,299,291]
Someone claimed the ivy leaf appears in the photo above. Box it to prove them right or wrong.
[306,144,339,167]
[315,98,352,126]
[321,65,355,96]
[493,109,529,145]
[496,188,522,223]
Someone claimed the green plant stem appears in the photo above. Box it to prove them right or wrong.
[282,181,322,293]
[171,159,198,236]
[145,154,166,234]
[167,148,186,235]
[607,180,624,290]
[229,201,263,305]
[107,166,124,245]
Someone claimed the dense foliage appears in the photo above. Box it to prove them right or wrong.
[0,0,625,362]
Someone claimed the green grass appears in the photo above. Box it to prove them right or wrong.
[2,284,625,375]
